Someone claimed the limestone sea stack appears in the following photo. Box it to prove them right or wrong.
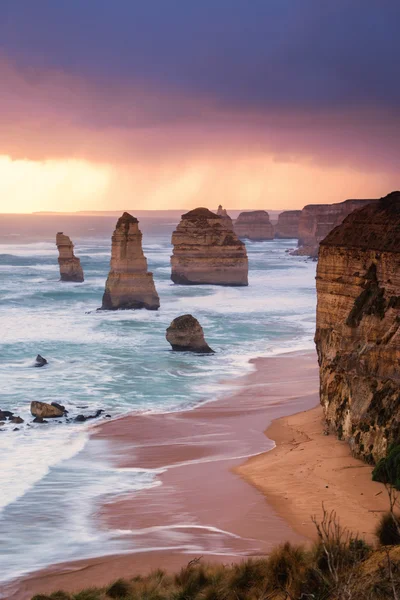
[101,212,160,310]
[166,314,214,353]
[171,208,248,286]
[216,205,233,230]
[295,199,377,257]
[315,191,400,462]
[274,210,301,239]
[56,233,84,282]
[234,210,274,241]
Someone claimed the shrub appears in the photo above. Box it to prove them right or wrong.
[372,445,400,489]
[264,542,309,597]
[73,590,102,600]
[106,578,131,599]
[375,512,400,546]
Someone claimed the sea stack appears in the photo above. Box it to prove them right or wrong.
[216,205,233,229]
[101,212,160,310]
[234,210,274,241]
[274,210,301,239]
[295,199,377,257]
[315,191,400,462]
[56,233,84,282]
[171,208,248,286]
[166,314,214,353]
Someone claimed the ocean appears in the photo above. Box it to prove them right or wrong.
[0,214,316,586]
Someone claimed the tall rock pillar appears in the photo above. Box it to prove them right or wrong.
[56,233,84,282]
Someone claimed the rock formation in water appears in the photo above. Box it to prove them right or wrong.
[56,233,84,282]
[315,191,400,462]
[31,401,65,419]
[101,212,160,310]
[216,205,233,230]
[274,210,301,239]
[234,211,274,241]
[166,314,214,353]
[171,208,248,286]
[295,199,377,257]
[34,354,48,368]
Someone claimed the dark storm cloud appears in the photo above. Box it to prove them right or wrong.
[1,0,400,117]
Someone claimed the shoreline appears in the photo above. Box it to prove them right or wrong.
[4,349,387,600]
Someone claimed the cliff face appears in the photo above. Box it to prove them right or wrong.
[274,210,301,239]
[234,210,274,241]
[101,212,160,310]
[297,199,377,257]
[56,233,84,282]
[216,205,233,230]
[171,207,248,286]
[315,192,400,462]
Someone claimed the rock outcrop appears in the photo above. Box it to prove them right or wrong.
[234,211,274,241]
[31,401,65,418]
[101,212,160,310]
[315,191,400,463]
[296,199,377,257]
[166,315,214,353]
[274,210,301,239]
[171,208,248,286]
[56,233,84,282]
[34,354,48,368]
[216,205,233,230]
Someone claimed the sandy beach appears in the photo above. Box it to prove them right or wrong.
[4,350,387,600]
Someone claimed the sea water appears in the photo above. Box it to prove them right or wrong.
[0,217,316,585]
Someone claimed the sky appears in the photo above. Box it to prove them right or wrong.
[0,1,399,213]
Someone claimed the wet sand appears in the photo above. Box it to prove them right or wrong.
[6,351,318,599]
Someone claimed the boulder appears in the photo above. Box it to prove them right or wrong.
[74,409,104,422]
[234,210,274,241]
[51,402,67,413]
[166,314,214,353]
[0,410,13,420]
[34,355,48,368]
[56,232,84,282]
[101,212,160,310]
[30,401,64,419]
[10,416,24,424]
[32,416,48,423]
[171,208,248,286]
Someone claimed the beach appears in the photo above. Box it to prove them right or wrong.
[4,350,388,600]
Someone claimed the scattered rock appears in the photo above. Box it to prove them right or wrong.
[0,410,13,420]
[166,314,214,353]
[32,417,48,423]
[34,355,48,368]
[74,409,104,423]
[51,402,67,414]
[101,212,160,310]
[13,427,20,431]
[0,422,5,426]
[31,401,64,418]
[56,232,84,282]
[10,416,24,424]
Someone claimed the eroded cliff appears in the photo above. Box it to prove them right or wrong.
[56,233,84,282]
[315,192,400,462]
[101,212,160,310]
[234,210,274,241]
[274,210,301,239]
[171,207,248,285]
[216,205,233,230]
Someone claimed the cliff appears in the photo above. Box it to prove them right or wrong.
[296,199,377,257]
[216,205,233,230]
[171,207,248,286]
[101,212,160,310]
[56,233,84,282]
[234,210,274,241]
[274,210,301,239]
[315,191,400,462]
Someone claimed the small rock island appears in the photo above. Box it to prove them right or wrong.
[101,212,160,310]
[171,207,248,286]
[166,314,214,353]
[234,210,274,241]
[56,233,84,282]
[315,191,400,462]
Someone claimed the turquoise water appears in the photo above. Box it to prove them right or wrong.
[0,222,316,585]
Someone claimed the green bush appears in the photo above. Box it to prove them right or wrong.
[372,445,400,489]
[375,512,400,546]
[106,578,132,599]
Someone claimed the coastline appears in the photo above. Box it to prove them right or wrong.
[4,349,387,600]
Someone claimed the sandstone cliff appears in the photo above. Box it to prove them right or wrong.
[315,191,400,462]
[166,314,214,353]
[101,212,160,310]
[296,199,377,257]
[171,208,248,286]
[56,233,84,282]
[274,210,301,239]
[216,205,233,230]
[234,210,274,241]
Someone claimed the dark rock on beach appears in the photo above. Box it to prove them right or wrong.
[32,416,48,423]
[0,410,14,420]
[31,401,64,418]
[74,409,104,423]
[51,402,67,414]
[10,416,24,424]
